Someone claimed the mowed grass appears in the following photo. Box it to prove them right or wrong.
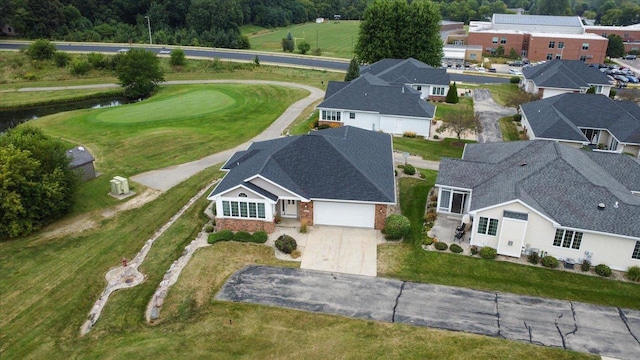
[0,167,223,358]
[433,96,473,120]
[377,176,640,310]
[248,20,361,59]
[393,137,474,161]
[500,115,520,141]
[29,84,307,176]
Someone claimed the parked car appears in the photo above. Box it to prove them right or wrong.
[614,74,629,83]
[508,69,523,75]
[508,61,524,67]
[625,54,637,60]
[607,75,616,84]
[488,68,497,73]
[627,76,639,83]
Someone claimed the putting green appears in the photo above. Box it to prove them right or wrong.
[94,90,235,124]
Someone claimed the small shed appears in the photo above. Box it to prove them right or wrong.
[67,146,96,181]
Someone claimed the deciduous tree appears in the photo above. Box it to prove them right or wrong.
[355,0,443,66]
[436,108,482,140]
[607,34,625,58]
[116,48,165,99]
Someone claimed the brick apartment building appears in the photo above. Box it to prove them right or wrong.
[461,14,609,63]
[585,24,640,54]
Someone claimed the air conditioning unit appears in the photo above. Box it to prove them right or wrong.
[110,176,130,195]
[584,251,593,256]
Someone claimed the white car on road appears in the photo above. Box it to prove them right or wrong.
[508,68,523,76]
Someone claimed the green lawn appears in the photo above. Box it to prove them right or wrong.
[433,97,473,120]
[500,115,520,141]
[482,83,520,106]
[378,177,640,310]
[29,84,307,176]
[248,21,361,59]
[393,137,474,161]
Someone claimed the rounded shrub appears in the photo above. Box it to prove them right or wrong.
[251,231,268,243]
[275,234,297,254]
[384,214,411,240]
[580,260,591,272]
[403,164,416,175]
[527,252,539,264]
[479,246,497,259]
[510,76,520,83]
[434,241,448,251]
[450,243,463,253]
[208,229,234,244]
[54,51,70,67]
[470,245,479,255]
[422,237,433,246]
[27,39,56,60]
[204,225,214,233]
[233,231,252,242]
[626,266,640,282]
[541,255,559,268]
[70,58,91,75]
[595,264,612,277]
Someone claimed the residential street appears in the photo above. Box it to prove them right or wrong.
[218,265,640,360]
[473,88,517,143]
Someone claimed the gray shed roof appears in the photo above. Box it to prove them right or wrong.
[210,126,396,204]
[437,141,640,239]
[318,73,435,118]
[522,60,610,90]
[521,93,640,144]
[66,146,94,167]
[493,14,583,28]
[360,58,450,86]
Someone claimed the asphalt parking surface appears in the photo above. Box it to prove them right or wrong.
[217,265,640,360]
[473,88,517,143]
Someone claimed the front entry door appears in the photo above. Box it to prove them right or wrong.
[281,200,297,218]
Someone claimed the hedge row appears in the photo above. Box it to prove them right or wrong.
[208,230,268,244]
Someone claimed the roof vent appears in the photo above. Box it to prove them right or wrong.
[614,201,619,208]
[520,162,527,166]
[78,146,85,151]
[597,203,606,210]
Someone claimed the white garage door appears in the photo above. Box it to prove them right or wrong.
[313,201,376,228]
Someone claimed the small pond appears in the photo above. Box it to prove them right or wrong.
[0,97,133,132]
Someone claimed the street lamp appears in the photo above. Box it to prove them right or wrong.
[144,15,152,45]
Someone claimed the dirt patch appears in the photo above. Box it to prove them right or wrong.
[37,188,162,242]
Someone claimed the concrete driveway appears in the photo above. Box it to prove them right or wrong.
[297,226,381,277]
[473,88,517,143]
[218,265,640,360]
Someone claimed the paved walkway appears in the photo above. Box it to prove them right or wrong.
[131,80,325,191]
[218,265,640,360]
[473,88,516,143]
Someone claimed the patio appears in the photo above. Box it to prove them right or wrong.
[427,213,472,252]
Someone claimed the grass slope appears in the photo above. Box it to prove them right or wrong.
[393,137,474,161]
[248,21,360,59]
[30,84,307,176]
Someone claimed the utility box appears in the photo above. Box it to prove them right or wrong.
[110,176,130,195]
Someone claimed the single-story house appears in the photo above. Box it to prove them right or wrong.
[522,59,612,98]
[520,93,640,158]
[436,140,640,271]
[66,146,96,181]
[316,73,435,137]
[207,126,396,233]
[360,57,451,101]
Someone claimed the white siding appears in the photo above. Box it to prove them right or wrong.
[343,111,380,131]
[224,187,262,199]
[471,202,640,271]
[379,115,431,137]
[314,201,375,228]
[249,177,299,198]
[541,88,568,99]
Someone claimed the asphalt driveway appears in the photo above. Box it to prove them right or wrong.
[473,88,517,143]
[217,265,640,360]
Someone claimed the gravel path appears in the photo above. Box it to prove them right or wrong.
[473,88,516,143]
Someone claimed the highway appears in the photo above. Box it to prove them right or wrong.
[0,41,509,84]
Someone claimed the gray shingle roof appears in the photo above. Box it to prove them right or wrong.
[66,146,94,167]
[521,93,640,144]
[318,73,435,118]
[210,126,396,203]
[360,58,450,86]
[522,60,610,90]
[493,14,583,27]
[437,141,640,238]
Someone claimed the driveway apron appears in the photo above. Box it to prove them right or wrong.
[218,265,640,360]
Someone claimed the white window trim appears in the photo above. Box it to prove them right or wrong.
[221,199,267,220]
